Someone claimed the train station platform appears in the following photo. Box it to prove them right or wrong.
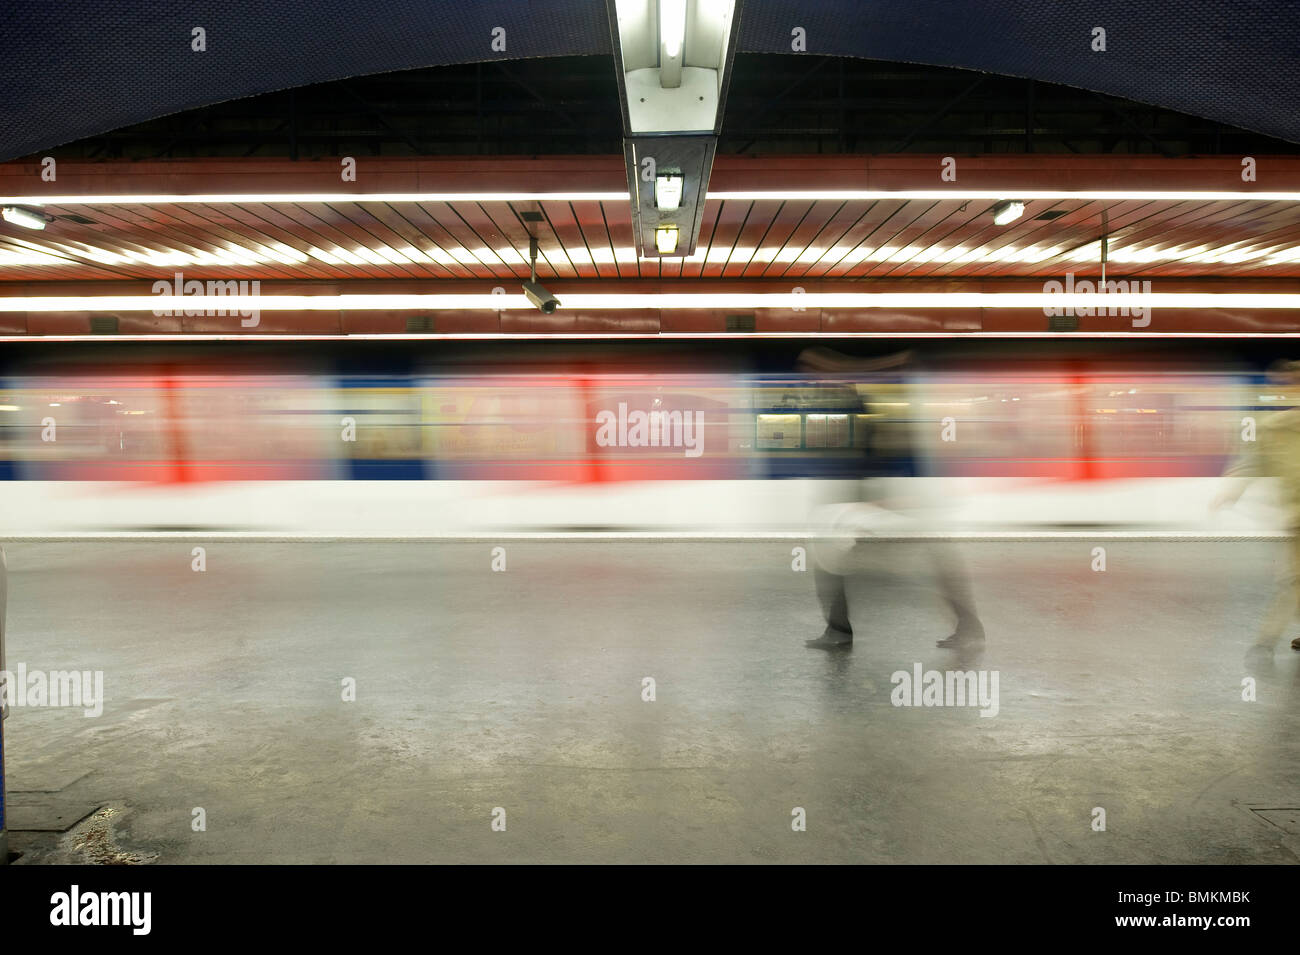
[3,539,1296,864]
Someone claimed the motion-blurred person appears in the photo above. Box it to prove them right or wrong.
[1212,358,1300,659]
[799,348,985,651]
[0,546,7,863]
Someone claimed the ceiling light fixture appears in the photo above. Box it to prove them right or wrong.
[660,0,687,60]
[655,173,683,211]
[655,225,680,254]
[992,200,1025,226]
[2,205,48,230]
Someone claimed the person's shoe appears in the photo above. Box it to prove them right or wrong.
[1292,636,1300,651]
[936,621,985,649]
[805,626,853,649]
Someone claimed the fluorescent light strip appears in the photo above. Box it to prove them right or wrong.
[11,237,1299,268]
[708,190,1300,202]
[2,189,1300,207]
[4,292,1300,311]
[0,192,629,206]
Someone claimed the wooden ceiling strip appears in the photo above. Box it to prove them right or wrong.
[208,201,357,280]
[0,217,146,281]
[140,202,312,280]
[416,199,515,278]
[536,200,594,279]
[1015,198,1299,278]
[343,201,464,279]
[452,200,530,279]
[257,200,433,278]
[745,200,813,278]
[1115,200,1271,277]
[762,200,843,280]
[878,199,1006,279]
[698,199,750,278]
[719,199,763,278]
[46,202,210,265]
[679,199,721,279]
[518,202,571,279]
[802,202,909,278]
[385,200,485,279]
[819,200,914,278]
[598,200,641,280]
[570,199,620,280]
[187,202,345,280]
[857,199,956,278]
[958,198,1160,279]
[888,198,1090,280]
[475,201,541,282]
[782,200,869,279]
[327,200,457,279]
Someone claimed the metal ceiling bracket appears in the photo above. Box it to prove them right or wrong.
[606,0,744,258]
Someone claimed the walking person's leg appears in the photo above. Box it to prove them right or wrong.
[1289,533,1300,652]
[1252,532,1300,655]
[806,562,854,647]
[932,544,985,648]
[805,479,861,649]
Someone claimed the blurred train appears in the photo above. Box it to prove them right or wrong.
[0,342,1286,534]
[0,360,1262,484]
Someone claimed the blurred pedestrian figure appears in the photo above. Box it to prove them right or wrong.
[1212,358,1300,659]
[797,348,985,650]
[0,546,8,864]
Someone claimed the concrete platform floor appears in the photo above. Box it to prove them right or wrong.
[3,539,1299,864]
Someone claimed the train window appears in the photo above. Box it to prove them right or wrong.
[756,413,801,449]
[851,414,872,448]
[805,413,850,448]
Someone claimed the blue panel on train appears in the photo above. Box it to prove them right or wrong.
[764,457,920,480]
[336,377,416,389]
[346,459,427,480]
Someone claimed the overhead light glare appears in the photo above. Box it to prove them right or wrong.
[655,226,679,254]
[655,173,684,211]
[2,206,47,230]
[660,0,687,59]
[992,200,1025,226]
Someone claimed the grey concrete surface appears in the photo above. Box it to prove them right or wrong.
[2,539,1298,864]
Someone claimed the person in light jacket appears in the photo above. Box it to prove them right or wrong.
[798,348,984,651]
[1213,359,1300,659]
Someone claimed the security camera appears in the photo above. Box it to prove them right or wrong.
[522,234,560,312]
[522,280,560,314]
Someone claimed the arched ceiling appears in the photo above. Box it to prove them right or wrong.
[3,0,1298,163]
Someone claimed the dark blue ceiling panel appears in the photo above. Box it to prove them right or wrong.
[1,0,1297,163]
[739,1,1300,147]
[0,0,611,162]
